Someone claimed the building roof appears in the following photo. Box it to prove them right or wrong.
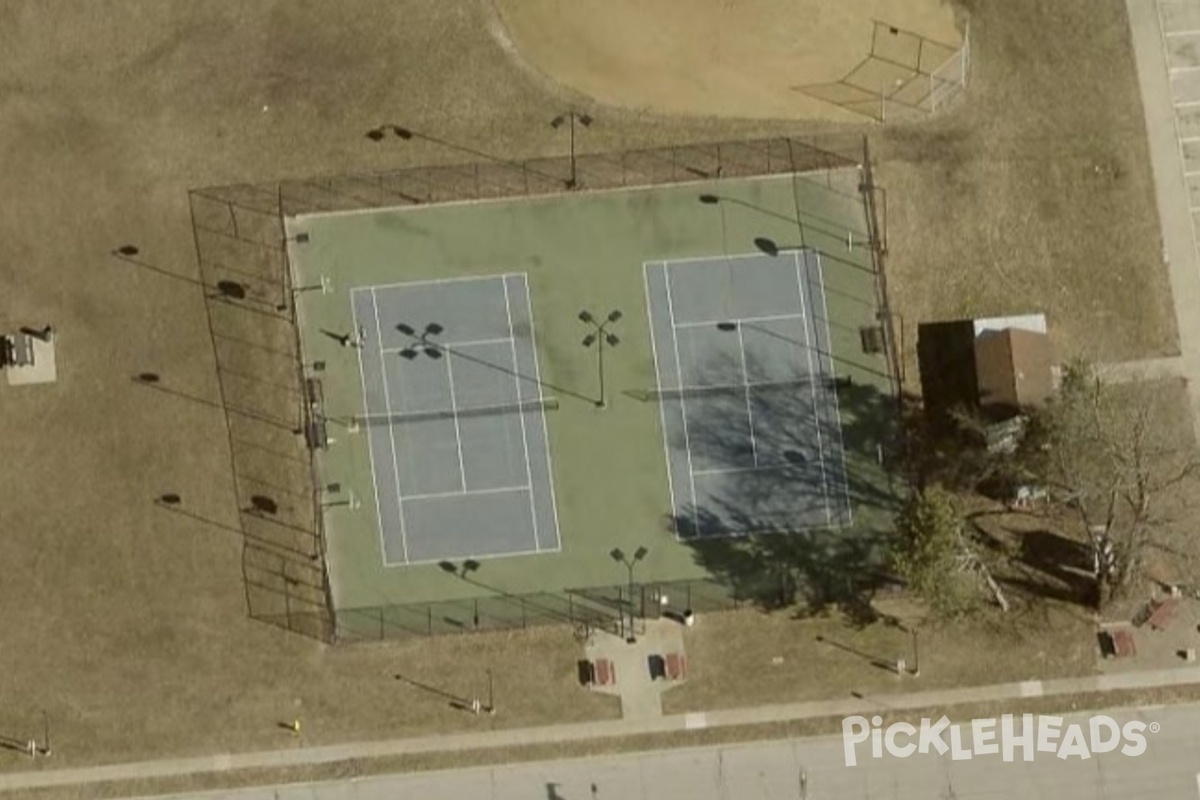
[973,327,1054,416]
[917,317,1054,429]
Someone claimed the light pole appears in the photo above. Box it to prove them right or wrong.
[579,309,620,408]
[609,546,648,642]
[550,112,593,189]
[485,667,495,714]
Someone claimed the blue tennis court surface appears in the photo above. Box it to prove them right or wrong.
[645,251,852,538]
[351,274,560,565]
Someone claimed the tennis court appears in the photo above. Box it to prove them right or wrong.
[645,250,851,538]
[350,273,560,565]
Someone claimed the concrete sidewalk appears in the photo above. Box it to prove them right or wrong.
[4,665,1200,792]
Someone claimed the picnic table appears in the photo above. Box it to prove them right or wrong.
[665,652,687,680]
[1147,598,1180,631]
[1100,628,1136,658]
[594,658,616,686]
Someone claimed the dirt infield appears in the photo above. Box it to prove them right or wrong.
[490,0,963,120]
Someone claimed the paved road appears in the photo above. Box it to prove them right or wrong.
[122,703,1197,799]
[9,667,1200,793]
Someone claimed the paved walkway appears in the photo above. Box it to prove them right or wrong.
[116,703,1200,800]
[585,618,687,718]
[1128,0,1200,442]
[5,665,1200,792]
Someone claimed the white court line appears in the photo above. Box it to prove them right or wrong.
[793,252,833,527]
[1176,99,1200,108]
[1164,28,1200,38]
[348,272,518,294]
[520,274,563,552]
[814,252,854,525]
[400,485,530,503]
[443,342,469,493]
[1170,64,1200,74]
[1195,772,1200,797]
[503,275,540,553]
[643,263,679,541]
[662,263,701,536]
[353,296,389,570]
[734,323,759,466]
[663,250,777,267]
[383,543,548,569]
[382,336,514,355]
[673,312,806,330]
[371,287,410,564]
[694,464,780,477]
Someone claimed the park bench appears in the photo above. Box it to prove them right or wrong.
[1100,628,1136,659]
[664,652,688,680]
[594,658,616,686]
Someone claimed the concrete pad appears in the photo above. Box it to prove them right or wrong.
[1170,68,1200,103]
[1181,138,1200,172]
[1186,172,1200,206]
[584,618,686,718]
[1175,102,1200,137]
[4,336,57,386]
[1167,31,1200,68]
[1160,0,1200,34]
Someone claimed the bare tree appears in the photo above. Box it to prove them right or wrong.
[1018,360,1200,606]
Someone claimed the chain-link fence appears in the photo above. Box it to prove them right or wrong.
[189,132,871,644]
[332,577,780,644]
[189,186,336,643]
[266,135,860,217]
[796,19,971,122]
[930,21,971,114]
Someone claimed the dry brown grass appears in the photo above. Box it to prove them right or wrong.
[12,682,1200,800]
[0,0,784,773]
[879,0,1176,374]
[661,602,1096,714]
[0,0,1182,782]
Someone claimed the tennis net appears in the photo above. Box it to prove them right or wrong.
[352,396,559,426]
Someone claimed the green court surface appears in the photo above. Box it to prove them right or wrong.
[286,171,895,625]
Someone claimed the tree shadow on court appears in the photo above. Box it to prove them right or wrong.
[667,350,905,622]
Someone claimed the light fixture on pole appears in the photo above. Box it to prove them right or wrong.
[550,112,593,189]
[579,309,620,408]
[609,546,648,643]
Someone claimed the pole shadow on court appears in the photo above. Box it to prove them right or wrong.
[394,323,598,406]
